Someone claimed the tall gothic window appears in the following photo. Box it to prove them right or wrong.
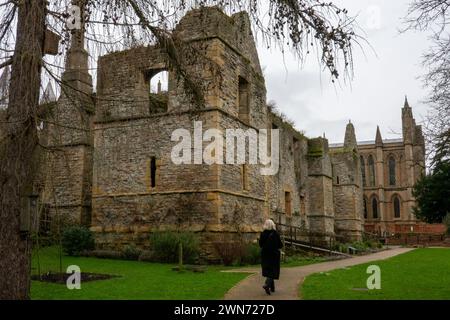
[372,197,379,219]
[389,156,396,186]
[393,196,401,218]
[368,155,376,187]
[360,156,366,186]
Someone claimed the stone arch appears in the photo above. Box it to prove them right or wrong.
[149,70,169,94]
[146,68,170,114]
[392,194,402,219]
[370,195,379,219]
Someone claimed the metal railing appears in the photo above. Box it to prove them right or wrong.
[276,223,350,257]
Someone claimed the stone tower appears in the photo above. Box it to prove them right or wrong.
[43,0,94,225]
[330,121,364,241]
[307,137,335,245]
[401,96,425,221]
[344,120,357,151]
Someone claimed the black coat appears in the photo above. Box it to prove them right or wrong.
[259,230,283,280]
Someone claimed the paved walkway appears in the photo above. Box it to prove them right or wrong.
[223,247,414,300]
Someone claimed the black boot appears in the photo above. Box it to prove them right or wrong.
[271,283,275,293]
[263,285,271,295]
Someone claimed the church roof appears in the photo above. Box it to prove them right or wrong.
[329,138,403,148]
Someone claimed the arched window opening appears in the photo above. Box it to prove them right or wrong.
[150,70,168,94]
[372,197,378,219]
[389,156,396,186]
[148,70,169,113]
[368,155,376,187]
[360,156,366,187]
[394,196,401,218]
[363,197,368,219]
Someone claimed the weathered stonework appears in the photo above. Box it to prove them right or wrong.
[329,123,364,242]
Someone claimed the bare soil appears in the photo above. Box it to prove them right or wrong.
[31,272,119,284]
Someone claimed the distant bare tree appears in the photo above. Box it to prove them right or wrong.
[404,0,450,167]
[0,0,364,299]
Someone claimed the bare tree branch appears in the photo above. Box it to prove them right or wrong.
[0,57,12,69]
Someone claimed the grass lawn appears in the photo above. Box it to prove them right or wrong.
[31,246,249,300]
[301,248,450,300]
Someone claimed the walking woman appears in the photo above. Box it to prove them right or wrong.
[259,219,283,295]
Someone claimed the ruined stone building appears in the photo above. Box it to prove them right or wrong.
[0,7,433,258]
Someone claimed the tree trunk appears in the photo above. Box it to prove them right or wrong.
[0,0,46,299]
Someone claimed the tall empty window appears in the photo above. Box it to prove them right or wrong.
[393,196,401,218]
[363,197,368,219]
[389,156,396,186]
[368,155,376,187]
[242,164,249,191]
[238,76,250,123]
[360,156,366,186]
[285,191,292,216]
[372,197,378,219]
[150,157,157,188]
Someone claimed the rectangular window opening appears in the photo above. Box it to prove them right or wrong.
[285,191,292,216]
[150,157,157,188]
[238,76,250,123]
[242,164,249,191]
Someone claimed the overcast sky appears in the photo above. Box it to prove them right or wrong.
[257,0,432,144]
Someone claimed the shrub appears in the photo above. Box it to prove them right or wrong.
[365,240,383,250]
[351,241,369,252]
[241,243,261,265]
[213,240,260,266]
[61,226,95,256]
[150,232,200,264]
[213,240,249,266]
[333,243,349,253]
[122,245,142,260]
